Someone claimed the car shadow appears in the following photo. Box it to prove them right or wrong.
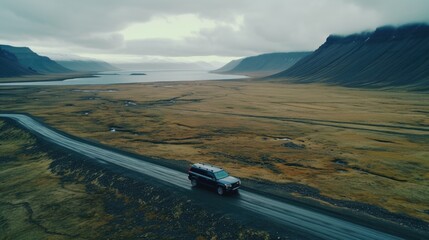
[191,184,240,198]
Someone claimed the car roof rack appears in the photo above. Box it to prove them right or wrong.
[193,163,223,172]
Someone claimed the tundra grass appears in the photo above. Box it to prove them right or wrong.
[0,120,274,239]
[1,80,428,223]
[0,121,111,239]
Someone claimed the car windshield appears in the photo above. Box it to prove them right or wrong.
[214,170,229,179]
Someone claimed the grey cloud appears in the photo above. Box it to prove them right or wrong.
[1,0,429,59]
[75,33,125,49]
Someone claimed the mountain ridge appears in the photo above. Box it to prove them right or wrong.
[271,23,429,89]
[211,59,243,73]
[0,48,37,77]
[0,45,73,74]
[214,52,311,76]
[56,60,119,72]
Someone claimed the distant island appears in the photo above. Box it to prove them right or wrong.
[130,73,146,75]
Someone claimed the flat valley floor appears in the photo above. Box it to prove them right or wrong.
[1,79,428,228]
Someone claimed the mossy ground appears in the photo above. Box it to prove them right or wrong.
[0,120,275,239]
[0,121,111,239]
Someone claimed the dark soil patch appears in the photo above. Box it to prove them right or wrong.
[370,138,396,144]
[139,95,202,109]
[332,158,348,166]
[351,166,407,182]
[131,138,203,145]
[282,142,305,149]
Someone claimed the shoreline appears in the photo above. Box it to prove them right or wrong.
[0,72,426,93]
[0,70,249,86]
[0,73,98,84]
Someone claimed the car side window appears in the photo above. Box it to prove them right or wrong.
[192,168,206,176]
[201,170,209,177]
[200,170,212,178]
[190,167,217,179]
[207,172,215,179]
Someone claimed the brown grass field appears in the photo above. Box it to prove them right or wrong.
[1,79,428,222]
[0,120,271,239]
[0,120,112,239]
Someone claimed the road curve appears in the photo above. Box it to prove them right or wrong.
[0,113,403,240]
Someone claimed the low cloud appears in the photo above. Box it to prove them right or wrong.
[1,0,428,62]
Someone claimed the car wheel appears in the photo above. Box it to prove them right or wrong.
[217,186,225,196]
[191,179,198,187]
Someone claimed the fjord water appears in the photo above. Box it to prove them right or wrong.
[0,70,247,86]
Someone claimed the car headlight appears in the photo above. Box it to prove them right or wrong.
[225,184,232,188]
[238,180,241,185]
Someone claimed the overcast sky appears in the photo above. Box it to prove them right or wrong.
[1,0,429,64]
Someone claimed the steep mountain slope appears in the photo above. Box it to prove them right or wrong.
[211,59,242,73]
[0,45,72,74]
[231,52,311,74]
[56,60,119,72]
[0,48,37,77]
[272,23,429,89]
[214,52,311,76]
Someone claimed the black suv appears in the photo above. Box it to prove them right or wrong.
[188,163,241,195]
